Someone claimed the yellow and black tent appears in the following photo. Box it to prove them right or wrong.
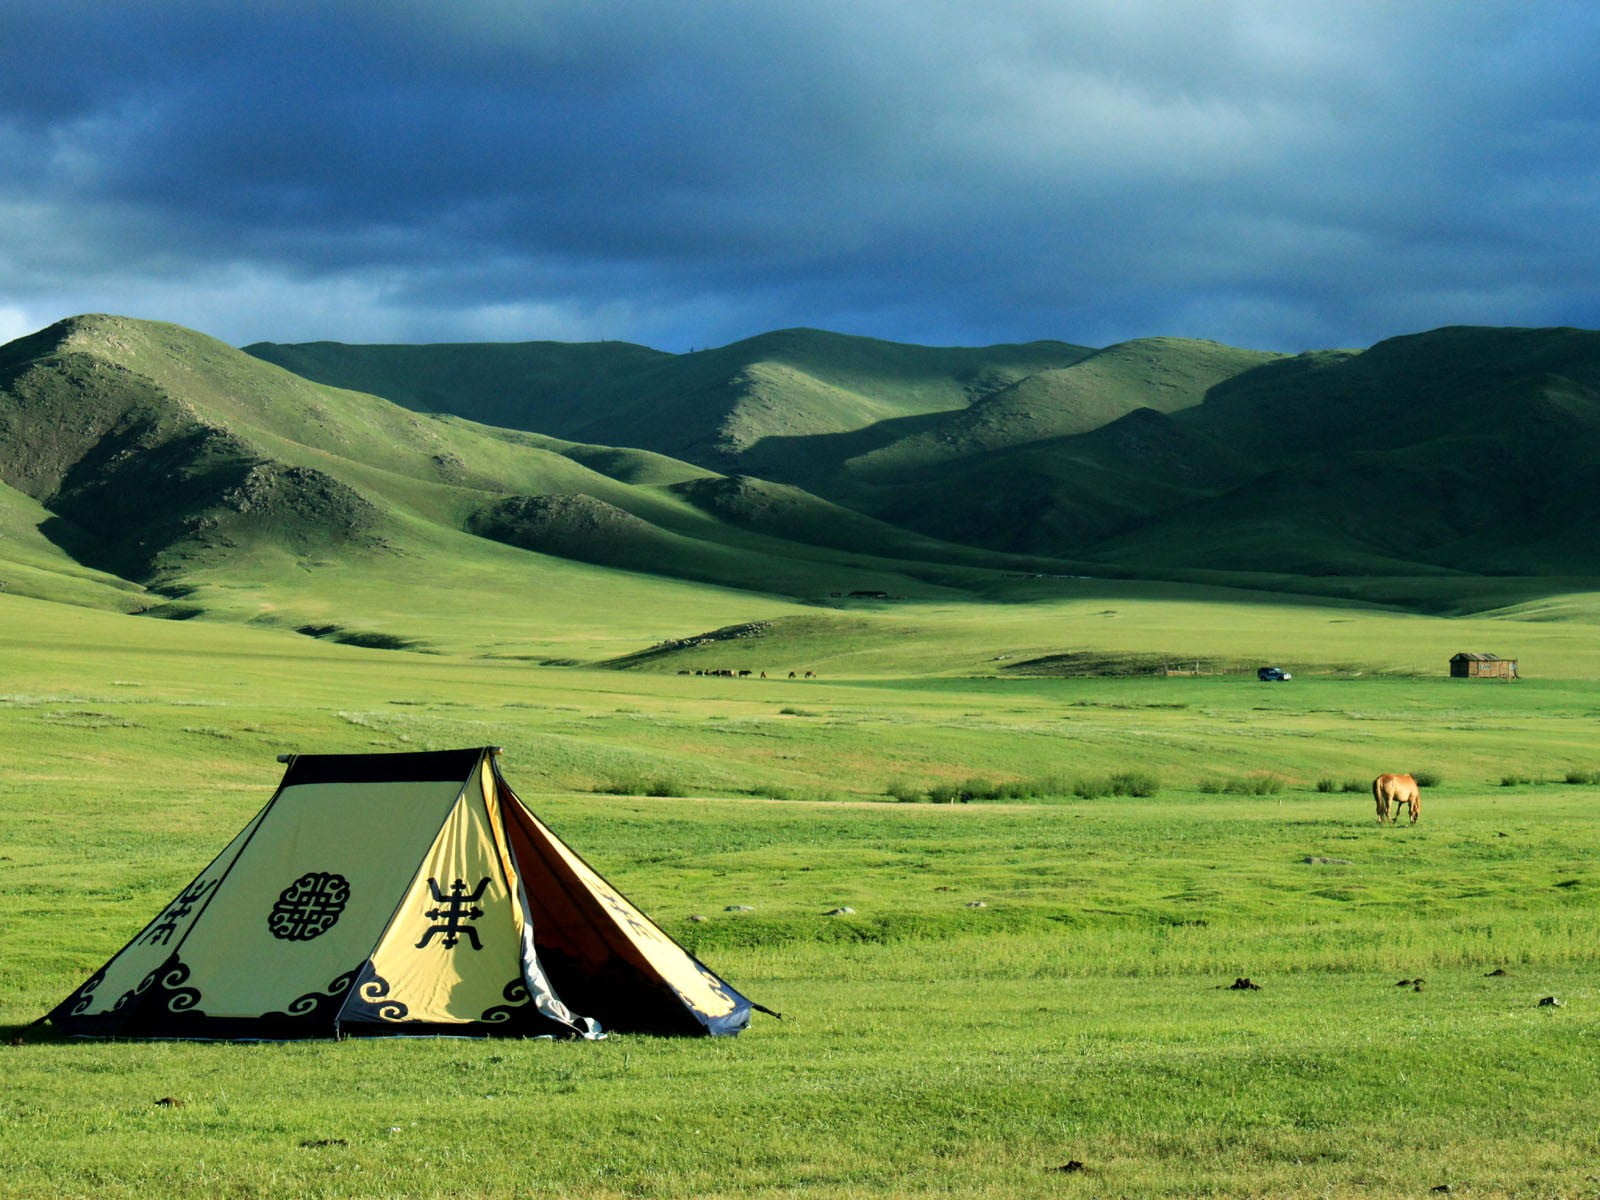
[47,747,764,1039]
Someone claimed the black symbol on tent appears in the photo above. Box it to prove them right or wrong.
[416,877,489,950]
[267,872,351,942]
[141,879,215,946]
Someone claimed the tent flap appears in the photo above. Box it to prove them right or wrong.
[494,762,758,1037]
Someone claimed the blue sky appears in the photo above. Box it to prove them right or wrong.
[2,1,1597,353]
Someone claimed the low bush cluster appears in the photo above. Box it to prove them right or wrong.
[886,778,925,803]
[1072,771,1161,799]
[884,771,1161,803]
[592,773,688,797]
[765,785,843,803]
[1501,768,1600,788]
[1314,778,1370,794]
[1198,774,1285,795]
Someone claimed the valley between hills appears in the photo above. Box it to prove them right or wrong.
[3,312,1600,671]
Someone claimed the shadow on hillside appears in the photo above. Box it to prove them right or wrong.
[734,409,956,485]
[36,514,104,560]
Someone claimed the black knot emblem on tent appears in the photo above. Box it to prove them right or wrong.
[417,877,490,949]
[267,872,351,941]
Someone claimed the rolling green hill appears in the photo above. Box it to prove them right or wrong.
[242,336,675,440]
[6,313,1600,659]
[809,336,1279,479]
[246,327,1098,478]
[238,327,1292,558]
[819,338,1282,553]
[1094,326,1600,573]
[0,315,1063,655]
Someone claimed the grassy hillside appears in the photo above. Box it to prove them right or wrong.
[0,479,148,609]
[10,313,1600,637]
[853,326,1600,573]
[247,327,1097,477]
[1194,326,1600,457]
[238,326,1292,562]
[2,316,1083,651]
[244,336,674,436]
[831,336,1279,479]
[246,321,1600,580]
[854,398,1256,556]
[1097,326,1600,572]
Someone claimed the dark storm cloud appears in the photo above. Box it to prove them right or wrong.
[2,0,1598,351]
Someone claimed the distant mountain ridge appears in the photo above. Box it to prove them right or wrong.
[245,328,1099,472]
[0,315,1047,627]
[1,314,1597,634]
[247,321,1600,574]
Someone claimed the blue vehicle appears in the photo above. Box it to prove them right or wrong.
[1257,666,1292,682]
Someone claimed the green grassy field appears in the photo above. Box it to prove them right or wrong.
[3,583,1599,1198]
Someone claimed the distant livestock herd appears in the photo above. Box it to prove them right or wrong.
[677,669,816,678]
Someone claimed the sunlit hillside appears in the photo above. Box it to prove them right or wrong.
[3,314,1599,667]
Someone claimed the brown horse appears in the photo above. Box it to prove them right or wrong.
[1373,773,1421,824]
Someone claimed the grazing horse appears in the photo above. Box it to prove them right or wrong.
[1373,773,1421,824]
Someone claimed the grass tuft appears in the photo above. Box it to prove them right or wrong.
[592,773,688,798]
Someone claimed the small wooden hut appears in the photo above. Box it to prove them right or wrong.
[1450,652,1518,679]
